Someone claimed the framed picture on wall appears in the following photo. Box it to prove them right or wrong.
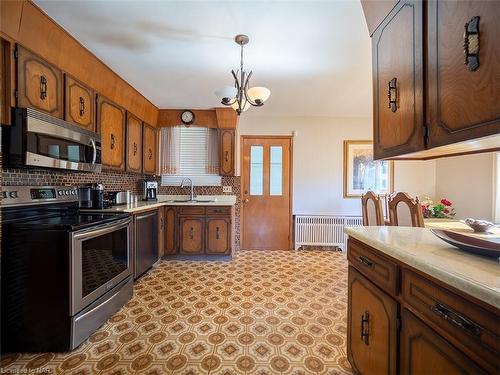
[343,140,394,198]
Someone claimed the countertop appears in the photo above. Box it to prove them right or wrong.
[89,195,237,214]
[344,226,500,309]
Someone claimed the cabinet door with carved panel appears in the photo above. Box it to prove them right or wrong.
[206,218,231,255]
[143,123,157,174]
[158,207,165,258]
[64,75,95,131]
[347,266,398,375]
[16,45,63,118]
[400,309,487,375]
[219,129,236,176]
[427,1,500,148]
[126,113,143,173]
[372,1,425,160]
[179,217,204,255]
[163,207,177,255]
[97,95,126,170]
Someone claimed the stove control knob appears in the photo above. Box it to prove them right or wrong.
[9,191,18,198]
[65,190,70,195]
[58,190,63,196]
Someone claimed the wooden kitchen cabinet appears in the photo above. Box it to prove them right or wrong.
[158,207,165,257]
[372,1,425,160]
[206,218,231,255]
[126,112,143,173]
[64,74,95,131]
[426,0,500,148]
[16,44,63,118]
[97,95,126,170]
[347,266,398,375]
[400,309,486,375]
[163,207,177,255]
[219,129,236,176]
[143,123,157,175]
[179,217,204,254]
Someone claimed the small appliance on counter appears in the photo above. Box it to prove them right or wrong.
[78,183,112,209]
[106,191,137,206]
[143,180,158,201]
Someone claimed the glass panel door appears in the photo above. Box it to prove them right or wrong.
[250,145,264,195]
[269,146,283,196]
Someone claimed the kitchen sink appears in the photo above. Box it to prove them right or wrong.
[166,198,217,203]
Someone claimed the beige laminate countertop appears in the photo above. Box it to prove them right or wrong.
[344,226,500,309]
[91,195,236,214]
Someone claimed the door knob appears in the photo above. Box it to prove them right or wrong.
[243,198,249,203]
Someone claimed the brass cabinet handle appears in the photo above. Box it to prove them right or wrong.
[357,255,374,268]
[133,142,137,156]
[464,16,480,71]
[110,134,116,150]
[189,227,194,240]
[387,77,397,112]
[361,311,370,345]
[40,76,47,100]
[149,148,153,160]
[431,302,482,337]
[79,97,85,116]
[225,150,229,162]
[216,226,220,240]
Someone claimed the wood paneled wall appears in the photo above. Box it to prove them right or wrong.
[0,0,159,125]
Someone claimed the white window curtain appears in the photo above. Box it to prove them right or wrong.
[160,126,221,186]
[494,152,500,223]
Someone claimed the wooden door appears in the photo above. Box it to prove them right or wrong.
[241,136,292,250]
[179,217,204,254]
[219,129,235,176]
[64,74,95,131]
[158,207,165,258]
[427,1,500,148]
[206,218,230,255]
[400,309,486,374]
[126,113,143,173]
[143,123,157,175]
[347,266,398,375]
[16,45,63,118]
[372,1,425,159]
[97,95,126,170]
[164,207,177,255]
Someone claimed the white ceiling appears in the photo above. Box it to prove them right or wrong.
[35,0,372,118]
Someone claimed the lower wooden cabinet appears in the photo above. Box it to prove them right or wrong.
[400,309,486,375]
[159,205,234,256]
[348,266,397,375]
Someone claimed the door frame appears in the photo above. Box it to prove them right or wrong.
[240,135,294,250]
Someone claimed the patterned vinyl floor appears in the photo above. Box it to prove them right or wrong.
[1,250,353,375]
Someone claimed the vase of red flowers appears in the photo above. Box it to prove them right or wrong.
[421,198,456,219]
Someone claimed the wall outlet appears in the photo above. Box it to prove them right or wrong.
[222,186,232,193]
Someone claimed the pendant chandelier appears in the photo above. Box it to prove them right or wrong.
[216,34,270,115]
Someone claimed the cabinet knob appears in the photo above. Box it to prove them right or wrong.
[189,227,194,240]
[133,142,137,156]
[225,151,229,162]
[40,75,47,100]
[149,148,153,160]
[387,77,397,112]
[79,97,85,116]
[216,226,220,240]
[110,134,116,150]
[464,16,480,71]
[361,311,370,345]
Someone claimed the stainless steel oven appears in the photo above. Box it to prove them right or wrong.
[71,217,132,315]
[2,107,102,172]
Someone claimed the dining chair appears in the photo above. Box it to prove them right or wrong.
[388,192,425,227]
[361,191,385,226]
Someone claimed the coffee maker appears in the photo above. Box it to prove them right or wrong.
[143,180,158,201]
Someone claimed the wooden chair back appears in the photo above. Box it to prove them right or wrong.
[361,191,385,226]
[388,192,424,227]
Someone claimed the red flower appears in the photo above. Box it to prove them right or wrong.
[444,208,449,214]
[440,199,452,206]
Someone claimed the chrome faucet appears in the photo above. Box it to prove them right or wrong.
[180,178,195,201]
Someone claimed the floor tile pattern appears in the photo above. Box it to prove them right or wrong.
[1,250,352,374]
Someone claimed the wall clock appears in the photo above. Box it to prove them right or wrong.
[180,110,195,125]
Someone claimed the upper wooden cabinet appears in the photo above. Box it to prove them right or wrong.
[97,95,126,170]
[219,129,236,176]
[64,74,95,131]
[16,45,63,118]
[142,123,157,175]
[361,0,399,36]
[126,112,143,173]
[426,0,500,148]
[372,1,425,160]
[366,0,500,160]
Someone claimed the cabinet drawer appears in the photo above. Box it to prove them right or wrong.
[179,207,205,216]
[348,239,398,295]
[206,206,231,216]
[402,269,499,372]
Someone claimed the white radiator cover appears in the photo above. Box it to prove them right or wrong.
[294,215,363,251]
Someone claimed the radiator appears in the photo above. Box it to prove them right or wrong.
[294,215,363,251]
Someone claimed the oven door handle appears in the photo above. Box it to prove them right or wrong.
[72,217,131,239]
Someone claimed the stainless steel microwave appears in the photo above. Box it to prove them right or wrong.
[2,108,102,172]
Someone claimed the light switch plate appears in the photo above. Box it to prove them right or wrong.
[222,186,232,193]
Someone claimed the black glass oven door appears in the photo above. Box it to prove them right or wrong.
[71,218,132,315]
